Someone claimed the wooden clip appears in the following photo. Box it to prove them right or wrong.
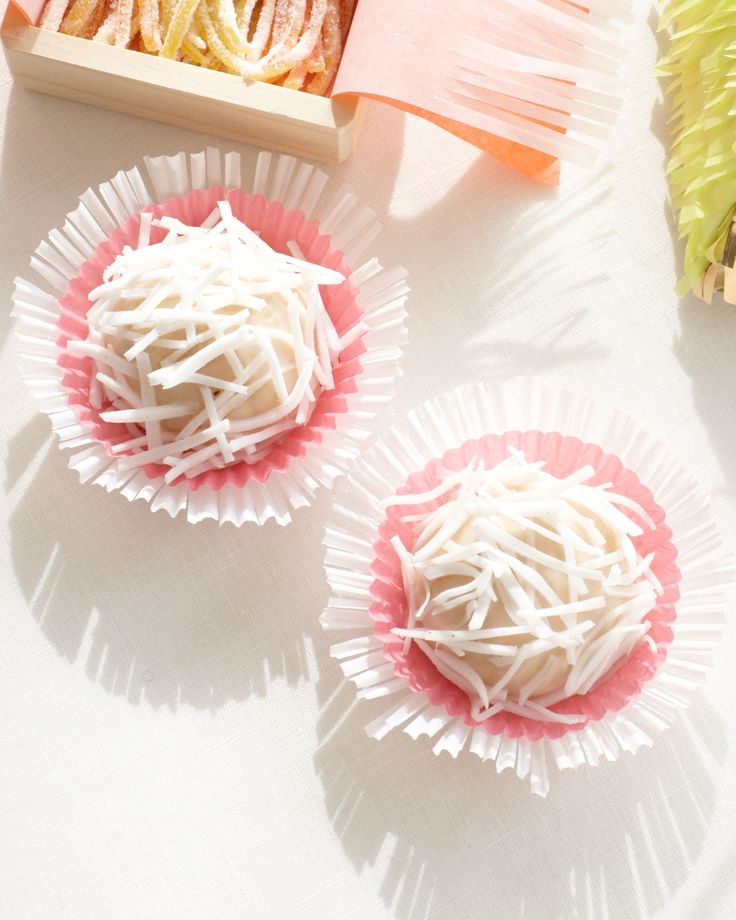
[720,217,736,270]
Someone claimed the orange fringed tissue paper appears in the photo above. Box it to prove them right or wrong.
[332,0,630,183]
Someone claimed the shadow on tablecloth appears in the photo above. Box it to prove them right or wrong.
[313,649,728,920]
[343,133,613,395]
[7,419,329,711]
[674,299,736,501]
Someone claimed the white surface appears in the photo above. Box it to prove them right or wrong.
[1,3,735,918]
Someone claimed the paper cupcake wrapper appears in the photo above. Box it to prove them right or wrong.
[57,188,369,492]
[371,429,680,741]
[12,148,409,525]
[321,378,732,796]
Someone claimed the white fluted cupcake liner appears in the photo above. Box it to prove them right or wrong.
[12,148,409,525]
[320,378,733,796]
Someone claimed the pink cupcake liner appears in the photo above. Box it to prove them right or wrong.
[370,430,680,743]
[57,188,365,491]
[321,379,732,796]
[13,148,409,524]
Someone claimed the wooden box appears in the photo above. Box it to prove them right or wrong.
[1,4,365,162]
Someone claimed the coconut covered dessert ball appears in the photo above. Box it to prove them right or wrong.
[68,201,365,483]
[388,451,662,724]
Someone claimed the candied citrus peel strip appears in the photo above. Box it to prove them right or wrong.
[60,0,100,35]
[243,0,325,82]
[214,0,249,55]
[40,0,72,31]
[196,0,247,73]
[161,0,200,58]
[306,0,338,94]
[113,0,135,46]
[139,0,162,51]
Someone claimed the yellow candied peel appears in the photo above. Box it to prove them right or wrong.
[160,0,200,58]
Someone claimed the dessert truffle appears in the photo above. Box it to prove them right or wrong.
[69,201,362,483]
[388,451,661,724]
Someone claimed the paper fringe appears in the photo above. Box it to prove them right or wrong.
[656,1,736,302]
[441,0,631,168]
[321,378,732,796]
[12,148,409,525]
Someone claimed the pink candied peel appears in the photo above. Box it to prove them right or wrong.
[369,430,681,742]
[55,186,365,491]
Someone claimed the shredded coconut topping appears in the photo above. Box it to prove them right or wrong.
[388,451,662,724]
[74,202,359,480]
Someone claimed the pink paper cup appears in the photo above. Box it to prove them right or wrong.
[370,430,680,744]
[57,188,366,491]
[321,379,732,795]
[13,148,409,525]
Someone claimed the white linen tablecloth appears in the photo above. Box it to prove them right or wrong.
[2,2,735,917]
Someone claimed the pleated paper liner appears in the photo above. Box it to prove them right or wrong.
[321,379,732,795]
[12,148,409,525]
[372,431,679,740]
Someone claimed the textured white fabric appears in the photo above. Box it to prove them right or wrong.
[1,2,735,917]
